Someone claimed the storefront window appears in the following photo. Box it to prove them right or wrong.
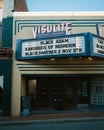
[77,80,89,104]
[90,76,104,105]
[82,82,88,96]
[38,79,48,103]
[65,81,73,104]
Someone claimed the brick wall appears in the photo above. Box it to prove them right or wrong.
[0,0,4,5]
[0,0,4,9]
[14,0,28,11]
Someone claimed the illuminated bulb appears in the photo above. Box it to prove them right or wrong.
[69,57,72,60]
[51,58,55,61]
[79,57,82,59]
[88,57,92,61]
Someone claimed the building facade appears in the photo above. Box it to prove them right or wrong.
[1,0,104,116]
[1,0,27,115]
[11,12,104,116]
[0,0,13,115]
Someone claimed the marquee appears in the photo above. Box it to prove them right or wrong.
[16,32,104,60]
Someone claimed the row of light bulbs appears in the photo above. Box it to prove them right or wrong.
[50,57,93,61]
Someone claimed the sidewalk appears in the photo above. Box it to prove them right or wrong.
[0,109,104,126]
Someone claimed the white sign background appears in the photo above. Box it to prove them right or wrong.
[93,37,104,55]
[22,36,85,58]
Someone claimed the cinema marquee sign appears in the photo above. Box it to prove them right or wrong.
[92,36,104,56]
[33,22,72,38]
[16,32,104,60]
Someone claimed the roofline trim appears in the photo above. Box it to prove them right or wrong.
[13,11,104,17]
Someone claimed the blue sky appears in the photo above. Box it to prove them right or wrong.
[26,0,104,12]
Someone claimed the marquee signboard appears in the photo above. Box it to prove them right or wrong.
[91,35,104,57]
[16,32,104,60]
[16,33,89,60]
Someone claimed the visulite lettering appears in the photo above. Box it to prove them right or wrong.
[47,25,53,33]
